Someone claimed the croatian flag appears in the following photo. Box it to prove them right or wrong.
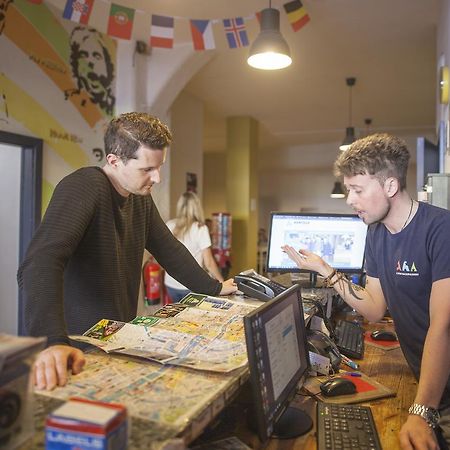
[150,15,174,48]
[223,17,249,49]
[190,19,215,51]
[62,0,94,25]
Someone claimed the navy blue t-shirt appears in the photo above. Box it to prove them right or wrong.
[365,201,450,407]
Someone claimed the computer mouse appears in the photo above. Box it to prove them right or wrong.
[320,377,357,397]
[371,330,398,341]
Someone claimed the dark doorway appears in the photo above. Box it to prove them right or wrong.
[0,131,42,335]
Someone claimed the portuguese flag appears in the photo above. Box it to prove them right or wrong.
[107,3,134,39]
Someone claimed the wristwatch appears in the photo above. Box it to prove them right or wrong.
[408,403,440,428]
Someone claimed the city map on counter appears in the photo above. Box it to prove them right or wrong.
[38,352,248,442]
[71,294,258,373]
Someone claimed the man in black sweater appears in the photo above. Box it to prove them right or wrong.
[18,112,237,390]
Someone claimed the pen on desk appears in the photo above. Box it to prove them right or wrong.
[340,354,360,370]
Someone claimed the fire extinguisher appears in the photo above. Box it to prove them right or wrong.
[143,257,161,306]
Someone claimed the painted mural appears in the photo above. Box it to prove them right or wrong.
[0,0,116,211]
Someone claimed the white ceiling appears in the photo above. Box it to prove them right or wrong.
[177,0,439,154]
[56,0,439,156]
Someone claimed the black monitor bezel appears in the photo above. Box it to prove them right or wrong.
[243,284,310,442]
[266,211,367,274]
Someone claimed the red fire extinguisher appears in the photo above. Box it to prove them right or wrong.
[143,257,161,306]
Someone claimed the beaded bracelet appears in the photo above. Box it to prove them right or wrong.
[322,269,337,288]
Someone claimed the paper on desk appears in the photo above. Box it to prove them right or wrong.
[71,294,258,373]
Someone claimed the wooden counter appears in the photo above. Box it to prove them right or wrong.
[195,322,417,450]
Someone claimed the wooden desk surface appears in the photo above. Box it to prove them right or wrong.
[226,323,416,450]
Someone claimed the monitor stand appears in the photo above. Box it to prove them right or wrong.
[271,406,313,439]
[289,272,318,288]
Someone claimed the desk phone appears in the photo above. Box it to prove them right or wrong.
[234,269,287,301]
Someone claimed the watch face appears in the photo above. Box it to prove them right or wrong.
[425,408,440,425]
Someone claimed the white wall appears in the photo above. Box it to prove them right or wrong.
[437,0,450,171]
[0,144,21,334]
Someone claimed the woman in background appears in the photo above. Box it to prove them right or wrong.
[164,192,224,302]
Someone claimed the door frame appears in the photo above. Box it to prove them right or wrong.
[0,131,42,334]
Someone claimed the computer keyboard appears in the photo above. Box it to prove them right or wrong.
[334,319,365,359]
[317,402,382,450]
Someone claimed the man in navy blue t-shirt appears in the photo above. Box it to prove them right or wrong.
[283,134,449,450]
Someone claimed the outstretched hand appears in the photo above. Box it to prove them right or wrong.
[33,344,86,391]
[281,245,327,275]
[220,278,238,295]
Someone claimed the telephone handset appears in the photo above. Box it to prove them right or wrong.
[234,269,287,302]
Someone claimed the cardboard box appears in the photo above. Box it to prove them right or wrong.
[45,398,127,450]
[0,334,46,450]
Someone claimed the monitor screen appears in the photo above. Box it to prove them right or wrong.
[243,284,312,442]
[266,212,368,273]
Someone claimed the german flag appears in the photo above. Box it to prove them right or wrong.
[284,0,310,32]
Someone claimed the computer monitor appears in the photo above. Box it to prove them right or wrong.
[266,212,368,274]
[243,284,312,442]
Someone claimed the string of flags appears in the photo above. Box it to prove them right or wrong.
[36,0,310,50]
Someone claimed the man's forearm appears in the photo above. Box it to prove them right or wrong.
[414,324,450,408]
[323,270,387,322]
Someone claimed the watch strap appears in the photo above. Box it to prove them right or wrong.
[408,403,440,428]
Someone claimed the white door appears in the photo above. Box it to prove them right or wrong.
[0,143,21,334]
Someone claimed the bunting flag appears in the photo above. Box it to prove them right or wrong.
[62,0,94,25]
[283,0,310,32]
[150,14,174,48]
[190,19,215,51]
[223,17,248,49]
[107,3,135,40]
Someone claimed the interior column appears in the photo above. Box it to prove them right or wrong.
[226,116,259,275]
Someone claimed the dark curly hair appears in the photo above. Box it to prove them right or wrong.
[104,112,172,162]
[334,133,410,190]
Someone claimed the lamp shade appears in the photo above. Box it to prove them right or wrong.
[330,181,346,198]
[247,8,292,70]
[339,127,355,151]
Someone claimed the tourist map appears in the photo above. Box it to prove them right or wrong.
[71,294,258,373]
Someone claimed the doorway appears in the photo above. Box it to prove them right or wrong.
[0,131,42,335]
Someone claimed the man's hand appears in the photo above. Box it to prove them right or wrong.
[281,245,329,275]
[219,278,238,295]
[33,345,86,391]
[399,415,440,450]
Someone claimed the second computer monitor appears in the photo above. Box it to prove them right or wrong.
[266,212,368,273]
[244,284,312,442]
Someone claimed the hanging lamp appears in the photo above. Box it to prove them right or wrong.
[339,77,356,151]
[330,181,346,199]
[247,3,292,70]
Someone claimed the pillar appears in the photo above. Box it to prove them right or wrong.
[226,116,259,274]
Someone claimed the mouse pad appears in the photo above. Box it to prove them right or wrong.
[303,370,395,404]
[364,331,401,350]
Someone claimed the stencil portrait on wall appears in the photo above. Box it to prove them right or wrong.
[66,26,115,116]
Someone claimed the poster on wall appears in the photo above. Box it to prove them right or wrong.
[0,0,116,207]
[186,172,197,193]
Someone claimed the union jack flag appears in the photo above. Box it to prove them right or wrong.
[223,17,249,49]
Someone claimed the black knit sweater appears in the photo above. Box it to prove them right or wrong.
[17,167,221,346]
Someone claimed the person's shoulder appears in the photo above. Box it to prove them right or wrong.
[418,201,450,224]
[61,167,107,186]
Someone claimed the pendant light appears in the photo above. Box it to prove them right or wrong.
[339,77,356,151]
[330,181,346,199]
[247,2,292,70]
